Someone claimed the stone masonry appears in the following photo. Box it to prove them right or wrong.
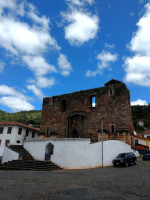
[40,79,134,145]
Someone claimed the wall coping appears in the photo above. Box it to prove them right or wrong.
[24,138,90,143]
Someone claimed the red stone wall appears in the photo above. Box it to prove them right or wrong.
[40,82,134,145]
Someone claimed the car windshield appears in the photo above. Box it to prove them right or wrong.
[117,153,127,158]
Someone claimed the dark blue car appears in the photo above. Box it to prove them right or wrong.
[143,151,150,160]
[112,152,137,167]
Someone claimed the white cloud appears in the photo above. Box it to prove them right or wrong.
[22,55,57,89]
[0,85,26,99]
[129,4,150,55]
[0,0,60,95]
[36,77,56,88]
[131,99,148,106]
[66,0,94,6]
[86,51,118,77]
[86,70,99,77]
[0,85,34,112]
[0,0,60,56]
[62,0,99,46]
[124,3,150,86]
[104,43,115,49]
[0,0,17,12]
[0,61,5,73]
[27,85,44,99]
[27,3,50,29]
[124,56,150,86]
[66,0,83,6]
[62,11,99,45]
[22,55,57,77]
[58,54,72,76]
[0,18,59,56]
[97,51,118,68]
[129,12,135,17]
[0,96,34,112]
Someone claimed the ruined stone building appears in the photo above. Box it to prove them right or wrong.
[40,79,134,145]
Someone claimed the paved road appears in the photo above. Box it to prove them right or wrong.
[0,161,150,200]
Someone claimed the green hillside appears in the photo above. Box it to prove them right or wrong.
[0,110,41,128]
[131,104,150,132]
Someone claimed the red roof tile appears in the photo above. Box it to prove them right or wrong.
[0,121,39,132]
[143,130,150,135]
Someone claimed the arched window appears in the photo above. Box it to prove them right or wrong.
[109,88,114,96]
[45,143,54,160]
[111,124,115,134]
[90,95,96,108]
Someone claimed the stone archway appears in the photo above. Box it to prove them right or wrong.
[66,111,87,138]
[45,142,54,160]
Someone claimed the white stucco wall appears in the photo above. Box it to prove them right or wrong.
[24,139,135,169]
[143,134,150,138]
[2,146,19,163]
[0,146,4,157]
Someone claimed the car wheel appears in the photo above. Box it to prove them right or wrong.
[114,164,117,167]
[125,162,128,167]
[134,160,137,165]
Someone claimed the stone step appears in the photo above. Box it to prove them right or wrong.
[0,166,62,171]
[1,163,61,168]
[6,160,58,165]
[0,160,62,171]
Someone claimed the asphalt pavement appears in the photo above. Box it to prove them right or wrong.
[0,160,150,200]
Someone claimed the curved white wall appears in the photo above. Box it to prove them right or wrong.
[2,146,19,164]
[24,139,135,169]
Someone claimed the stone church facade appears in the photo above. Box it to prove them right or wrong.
[40,79,134,145]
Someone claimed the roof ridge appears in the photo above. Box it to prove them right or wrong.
[0,121,39,132]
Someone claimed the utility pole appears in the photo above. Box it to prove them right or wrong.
[100,116,103,167]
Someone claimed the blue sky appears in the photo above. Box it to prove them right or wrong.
[0,0,150,112]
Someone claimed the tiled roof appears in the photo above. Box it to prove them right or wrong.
[0,121,40,132]
[136,133,142,136]
[143,130,150,135]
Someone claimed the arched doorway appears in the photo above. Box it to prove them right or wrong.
[66,111,87,138]
[45,143,54,160]
[72,129,78,138]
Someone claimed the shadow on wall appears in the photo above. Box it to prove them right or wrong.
[45,142,54,160]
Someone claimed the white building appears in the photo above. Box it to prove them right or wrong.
[143,131,150,139]
[0,122,39,147]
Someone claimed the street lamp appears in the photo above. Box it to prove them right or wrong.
[100,116,103,167]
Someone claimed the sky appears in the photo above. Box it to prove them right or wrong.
[0,0,150,112]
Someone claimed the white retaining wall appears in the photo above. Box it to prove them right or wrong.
[24,139,135,169]
[2,146,19,164]
[0,146,4,157]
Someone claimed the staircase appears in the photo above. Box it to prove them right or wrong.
[0,145,62,171]
[9,145,34,160]
[0,160,62,171]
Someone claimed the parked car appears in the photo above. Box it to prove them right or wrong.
[143,151,150,160]
[112,152,137,167]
